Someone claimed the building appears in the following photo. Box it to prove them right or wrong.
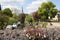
[52,11,60,21]
[57,11,60,21]
[52,14,58,21]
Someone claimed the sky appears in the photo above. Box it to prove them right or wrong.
[0,0,60,14]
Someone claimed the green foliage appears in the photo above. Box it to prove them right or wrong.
[38,2,58,20]
[8,14,19,25]
[25,15,33,24]
[49,9,58,18]
[0,11,9,29]
[42,22,48,28]
[41,16,46,20]
[0,2,58,29]
[3,8,13,17]
[8,17,18,25]
[0,8,19,29]
[0,8,21,29]
[12,14,20,21]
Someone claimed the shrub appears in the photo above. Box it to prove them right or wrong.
[25,27,45,40]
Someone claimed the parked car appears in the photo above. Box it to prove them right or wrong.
[6,25,13,29]
[6,23,17,29]
[12,23,17,28]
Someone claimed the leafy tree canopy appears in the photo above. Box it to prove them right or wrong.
[25,15,33,23]
[38,2,58,20]
[3,8,13,17]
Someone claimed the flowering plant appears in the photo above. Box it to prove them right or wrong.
[25,27,45,40]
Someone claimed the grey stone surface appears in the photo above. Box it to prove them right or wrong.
[0,28,60,40]
[0,29,29,40]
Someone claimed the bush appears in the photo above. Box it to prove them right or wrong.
[8,17,18,25]
[25,27,45,40]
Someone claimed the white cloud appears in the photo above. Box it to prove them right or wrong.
[0,0,25,9]
[26,0,48,13]
[0,0,48,13]
[2,4,21,15]
[19,0,25,5]
[2,5,18,9]
[0,0,25,14]
[0,0,25,10]
[0,0,25,5]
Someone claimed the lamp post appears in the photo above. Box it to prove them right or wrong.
[0,4,1,10]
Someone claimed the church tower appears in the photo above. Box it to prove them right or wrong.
[22,6,23,13]
[19,6,25,23]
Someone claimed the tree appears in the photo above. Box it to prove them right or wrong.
[8,17,18,25]
[32,12,39,22]
[38,2,58,21]
[12,14,20,21]
[59,11,60,12]
[0,11,9,29]
[3,8,13,17]
[12,8,21,15]
[8,14,19,25]
[25,15,33,24]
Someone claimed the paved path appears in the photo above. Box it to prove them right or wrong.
[47,22,60,28]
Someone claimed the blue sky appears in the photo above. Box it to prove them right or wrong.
[0,0,60,14]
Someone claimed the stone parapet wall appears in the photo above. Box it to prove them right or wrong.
[0,28,60,40]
